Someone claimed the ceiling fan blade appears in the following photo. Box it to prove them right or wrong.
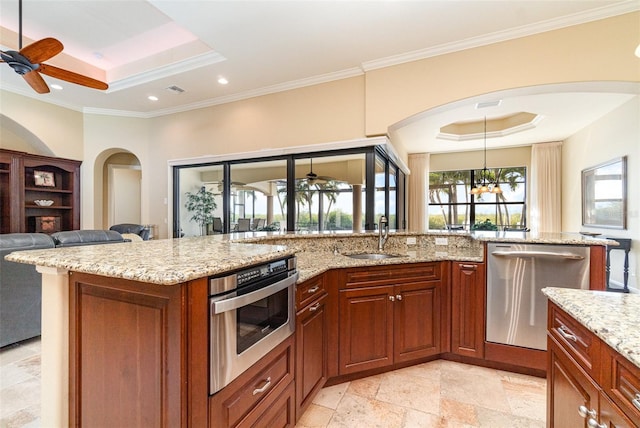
[38,63,108,90]
[20,38,63,64]
[22,70,50,94]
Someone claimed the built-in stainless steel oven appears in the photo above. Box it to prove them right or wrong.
[209,256,297,395]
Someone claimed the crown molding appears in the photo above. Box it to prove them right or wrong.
[362,1,640,71]
[0,83,84,112]
[86,67,364,118]
[3,2,636,119]
[106,50,226,93]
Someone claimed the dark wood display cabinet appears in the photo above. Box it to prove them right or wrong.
[547,302,640,427]
[0,149,81,233]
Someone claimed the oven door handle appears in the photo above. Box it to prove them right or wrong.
[211,272,298,315]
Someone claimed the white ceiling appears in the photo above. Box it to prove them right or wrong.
[0,0,638,154]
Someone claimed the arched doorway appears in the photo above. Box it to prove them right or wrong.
[101,151,142,229]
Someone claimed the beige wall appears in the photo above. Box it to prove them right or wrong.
[0,13,638,239]
[430,146,531,172]
[366,12,640,138]
[0,92,84,160]
[82,114,149,229]
[562,97,638,290]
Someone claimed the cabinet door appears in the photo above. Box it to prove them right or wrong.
[295,293,328,419]
[394,280,441,363]
[548,336,599,428]
[451,262,485,358]
[338,285,394,375]
[599,391,637,428]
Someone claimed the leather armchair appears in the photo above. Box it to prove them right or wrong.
[109,223,150,240]
[0,233,55,347]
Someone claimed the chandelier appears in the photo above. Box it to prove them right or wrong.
[470,117,502,195]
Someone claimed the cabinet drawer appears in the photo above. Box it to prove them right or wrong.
[210,336,294,428]
[602,345,640,426]
[239,381,295,428]
[296,276,326,309]
[344,262,441,287]
[548,304,600,380]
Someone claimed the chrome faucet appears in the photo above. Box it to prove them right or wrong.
[378,216,389,251]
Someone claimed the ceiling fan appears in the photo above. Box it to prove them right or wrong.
[0,0,108,94]
[305,158,333,185]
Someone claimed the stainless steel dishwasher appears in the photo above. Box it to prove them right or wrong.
[486,242,590,351]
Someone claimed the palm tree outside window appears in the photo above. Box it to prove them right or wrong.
[428,167,527,230]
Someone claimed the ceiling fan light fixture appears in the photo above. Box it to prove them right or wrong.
[51,84,63,90]
[148,95,159,101]
[218,77,229,85]
[1,0,109,94]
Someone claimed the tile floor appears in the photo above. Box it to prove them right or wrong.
[0,338,41,428]
[296,360,547,428]
[0,338,547,428]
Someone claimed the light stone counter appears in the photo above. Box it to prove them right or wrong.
[5,235,295,285]
[471,230,615,246]
[5,230,611,286]
[542,287,640,369]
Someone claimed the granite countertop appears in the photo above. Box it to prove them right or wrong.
[471,231,614,246]
[295,246,483,283]
[542,287,640,369]
[5,236,295,285]
[5,230,611,286]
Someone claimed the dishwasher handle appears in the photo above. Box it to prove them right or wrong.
[491,250,585,260]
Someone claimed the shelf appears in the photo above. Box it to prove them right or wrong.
[25,187,73,194]
[0,148,81,233]
[26,205,73,210]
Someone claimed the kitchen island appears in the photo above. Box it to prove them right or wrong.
[5,230,613,426]
[543,288,640,426]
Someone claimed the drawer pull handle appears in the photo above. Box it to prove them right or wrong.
[252,377,271,395]
[396,294,403,301]
[558,325,578,342]
[389,296,395,302]
[308,302,321,312]
[633,394,640,411]
[461,264,477,270]
[578,405,596,419]
[587,418,605,428]
[307,286,320,294]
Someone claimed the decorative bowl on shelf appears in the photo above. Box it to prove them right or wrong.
[34,200,54,206]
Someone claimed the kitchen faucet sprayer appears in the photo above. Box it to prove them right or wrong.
[378,216,389,251]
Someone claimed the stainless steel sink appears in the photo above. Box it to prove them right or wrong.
[344,253,402,260]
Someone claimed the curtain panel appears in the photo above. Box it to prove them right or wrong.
[530,142,562,233]
[408,153,429,231]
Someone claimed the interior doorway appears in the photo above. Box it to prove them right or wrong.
[104,152,142,227]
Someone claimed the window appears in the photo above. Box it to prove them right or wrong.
[172,147,404,237]
[428,167,526,230]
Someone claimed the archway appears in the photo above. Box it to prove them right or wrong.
[93,149,142,230]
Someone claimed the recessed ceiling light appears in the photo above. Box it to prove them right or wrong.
[218,77,228,85]
[148,95,159,101]
[50,84,63,90]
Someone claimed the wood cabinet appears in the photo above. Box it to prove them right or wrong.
[295,276,328,419]
[68,272,210,427]
[210,336,295,428]
[547,302,640,427]
[337,262,447,376]
[0,149,81,234]
[451,261,485,359]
